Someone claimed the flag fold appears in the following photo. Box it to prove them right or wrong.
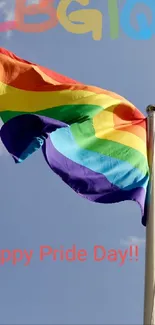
[0,48,149,226]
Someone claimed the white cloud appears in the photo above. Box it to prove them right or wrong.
[0,0,14,38]
[0,2,6,9]
[120,236,145,247]
[0,0,40,39]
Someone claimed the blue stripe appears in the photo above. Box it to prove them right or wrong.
[18,136,46,163]
[50,126,148,191]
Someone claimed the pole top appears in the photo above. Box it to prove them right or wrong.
[146,105,155,113]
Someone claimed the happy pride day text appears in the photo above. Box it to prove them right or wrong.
[0,245,139,266]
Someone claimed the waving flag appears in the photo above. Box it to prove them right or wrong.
[0,48,149,225]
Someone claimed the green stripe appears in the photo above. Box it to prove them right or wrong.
[0,104,105,124]
[70,119,149,175]
[0,106,149,175]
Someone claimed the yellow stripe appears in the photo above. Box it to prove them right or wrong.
[93,108,147,157]
[93,105,117,129]
[0,81,121,111]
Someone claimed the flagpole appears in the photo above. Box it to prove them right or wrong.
[143,105,155,325]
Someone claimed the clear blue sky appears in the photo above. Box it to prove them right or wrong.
[0,1,152,324]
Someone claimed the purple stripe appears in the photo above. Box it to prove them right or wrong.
[0,113,147,226]
[42,136,146,224]
[0,114,68,160]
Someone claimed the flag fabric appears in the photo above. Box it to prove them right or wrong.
[0,48,149,226]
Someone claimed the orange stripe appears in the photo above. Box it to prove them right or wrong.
[113,104,146,141]
[0,48,143,113]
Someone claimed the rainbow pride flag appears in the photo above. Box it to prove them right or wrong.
[0,48,149,225]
